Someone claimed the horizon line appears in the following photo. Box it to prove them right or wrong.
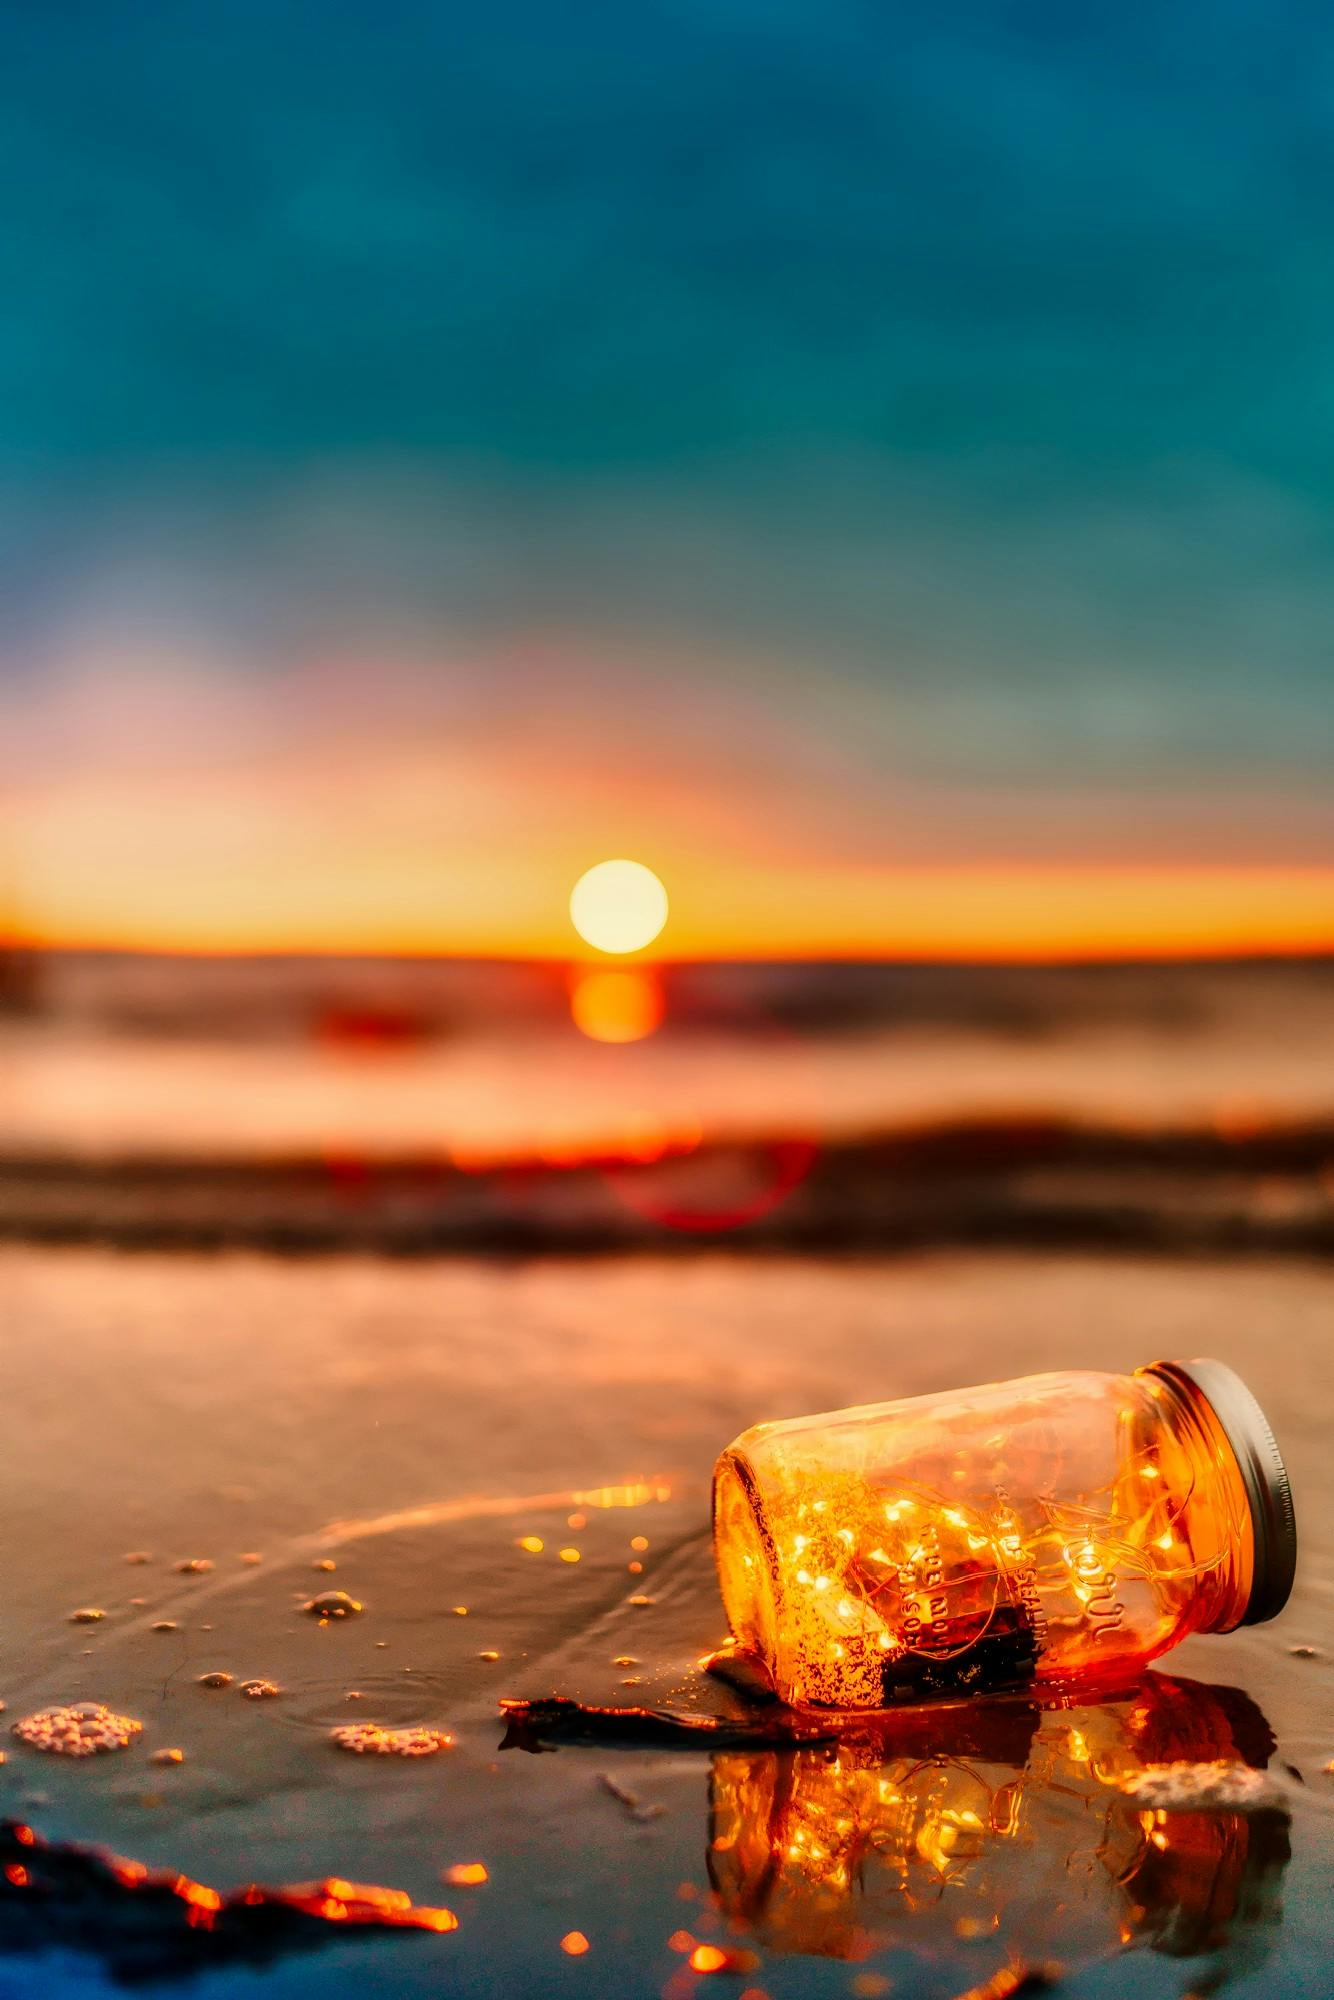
[8,939,1334,970]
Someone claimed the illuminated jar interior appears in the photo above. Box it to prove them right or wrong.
[713,1359,1295,1710]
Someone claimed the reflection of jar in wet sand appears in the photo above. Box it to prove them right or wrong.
[713,1360,1295,1709]
[707,1674,1289,1970]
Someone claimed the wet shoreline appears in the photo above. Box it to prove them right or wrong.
[2,1243,1329,1997]
[5,1116,1334,1257]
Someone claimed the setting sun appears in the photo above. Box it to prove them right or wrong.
[568,859,669,955]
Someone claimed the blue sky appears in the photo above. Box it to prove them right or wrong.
[2,2,1333,947]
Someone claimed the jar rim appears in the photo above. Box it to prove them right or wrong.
[1138,1358,1297,1626]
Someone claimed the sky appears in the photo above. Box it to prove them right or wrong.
[3,1,1334,958]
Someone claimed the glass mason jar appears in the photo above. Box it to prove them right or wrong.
[712,1359,1296,1709]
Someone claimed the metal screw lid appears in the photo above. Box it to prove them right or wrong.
[1140,1358,1297,1626]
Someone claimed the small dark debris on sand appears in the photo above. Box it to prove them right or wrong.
[597,1772,666,1822]
[498,1697,836,1754]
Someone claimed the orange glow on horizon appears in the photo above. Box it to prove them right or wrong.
[4,629,1332,966]
[8,861,1334,962]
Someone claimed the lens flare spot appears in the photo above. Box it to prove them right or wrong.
[569,860,668,955]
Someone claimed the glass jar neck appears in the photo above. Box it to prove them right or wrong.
[1140,1368,1254,1634]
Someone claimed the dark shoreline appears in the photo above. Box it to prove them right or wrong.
[6,1115,1333,1257]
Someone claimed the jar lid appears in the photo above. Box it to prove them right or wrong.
[1141,1358,1297,1626]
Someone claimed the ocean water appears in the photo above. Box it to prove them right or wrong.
[9,954,1334,1158]
[5,955,1334,1254]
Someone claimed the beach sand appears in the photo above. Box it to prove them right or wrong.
[2,1244,1330,1998]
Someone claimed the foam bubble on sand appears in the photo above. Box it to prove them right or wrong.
[331,1723,454,1757]
[238,1679,282,1699]
[1117,1760,1287,1810]
[13,1702,144,1756]
[304,1590,363,1618]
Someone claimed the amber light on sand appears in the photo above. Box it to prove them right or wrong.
[689,1943,761,1974]
[0,1820,459,1942]
[442,1863,489,1887]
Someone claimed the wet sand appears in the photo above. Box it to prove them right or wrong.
[2,1245,1330,1998]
